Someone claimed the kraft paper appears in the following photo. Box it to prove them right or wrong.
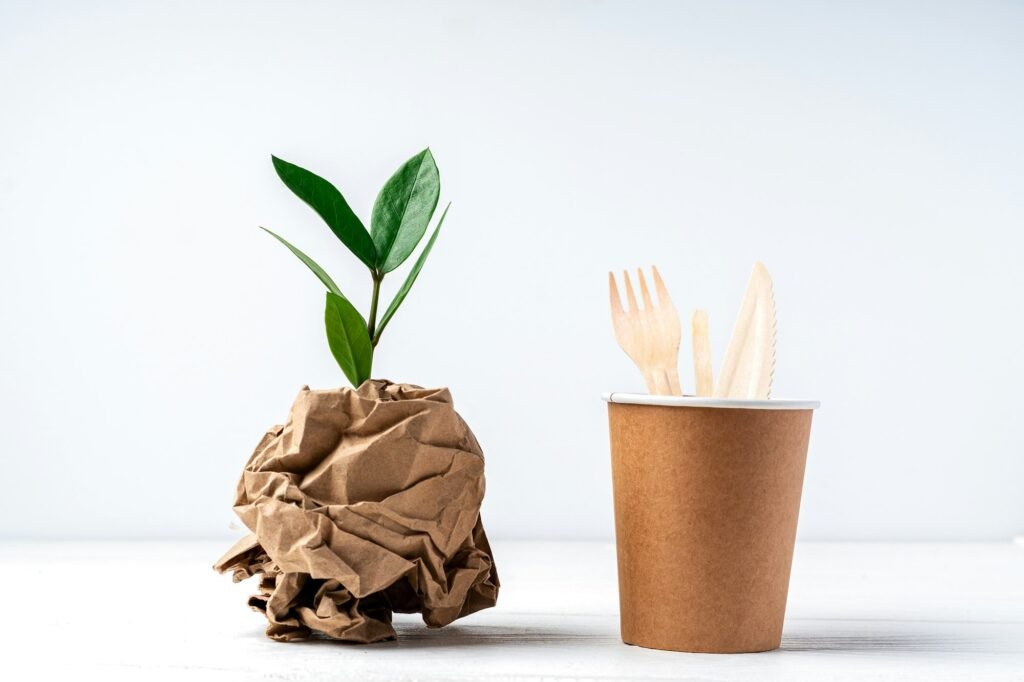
[215,380,499,643]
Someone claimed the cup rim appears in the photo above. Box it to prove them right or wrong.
[602,392,820,410]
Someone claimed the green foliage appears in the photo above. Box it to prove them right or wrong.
[258,227,347,301]
[324,292,373,387]
[371,149,440,273]
[271,156,377,269]
[376,202,449,340]
[263,149,448,386]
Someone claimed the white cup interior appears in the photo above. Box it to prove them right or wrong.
[602,392,820,411]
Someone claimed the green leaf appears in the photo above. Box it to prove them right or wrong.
[324,292,373,387]
[259,226,350,301]
[371,148,440,273]
[272,155,377,270]
[375,202,449,340]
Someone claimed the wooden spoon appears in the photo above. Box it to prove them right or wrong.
[691,309,713,397]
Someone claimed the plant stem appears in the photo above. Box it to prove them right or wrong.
[367,271,383,347]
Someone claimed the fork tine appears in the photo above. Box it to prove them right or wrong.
[622,270,639,312]
[608,272,624,314]
[651,265,672,306]
[637,268,654,310]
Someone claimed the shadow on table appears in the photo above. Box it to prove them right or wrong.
[781,624,974,654]
[278,618,997,655]
[382,622,605,649]
[267,620,609,650]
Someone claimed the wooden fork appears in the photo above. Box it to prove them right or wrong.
[609,266,682,395]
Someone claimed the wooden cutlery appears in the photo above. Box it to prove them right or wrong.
[691,309,714,397]
[713,261,776,399]
[608,267,682,396]
[609,261,776,400]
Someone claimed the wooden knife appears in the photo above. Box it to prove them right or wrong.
[713,262,776,399]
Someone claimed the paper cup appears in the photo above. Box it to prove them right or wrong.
[603,392,820,653]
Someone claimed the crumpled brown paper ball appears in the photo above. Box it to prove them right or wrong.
[214,380,499,643]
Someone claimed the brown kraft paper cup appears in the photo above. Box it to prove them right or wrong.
[604,393,819,653]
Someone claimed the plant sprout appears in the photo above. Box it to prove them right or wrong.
[262,149,449,387]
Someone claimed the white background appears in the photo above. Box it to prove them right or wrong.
[1,0,1021,541]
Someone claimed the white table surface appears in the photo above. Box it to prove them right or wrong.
[2,540,1022,681]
